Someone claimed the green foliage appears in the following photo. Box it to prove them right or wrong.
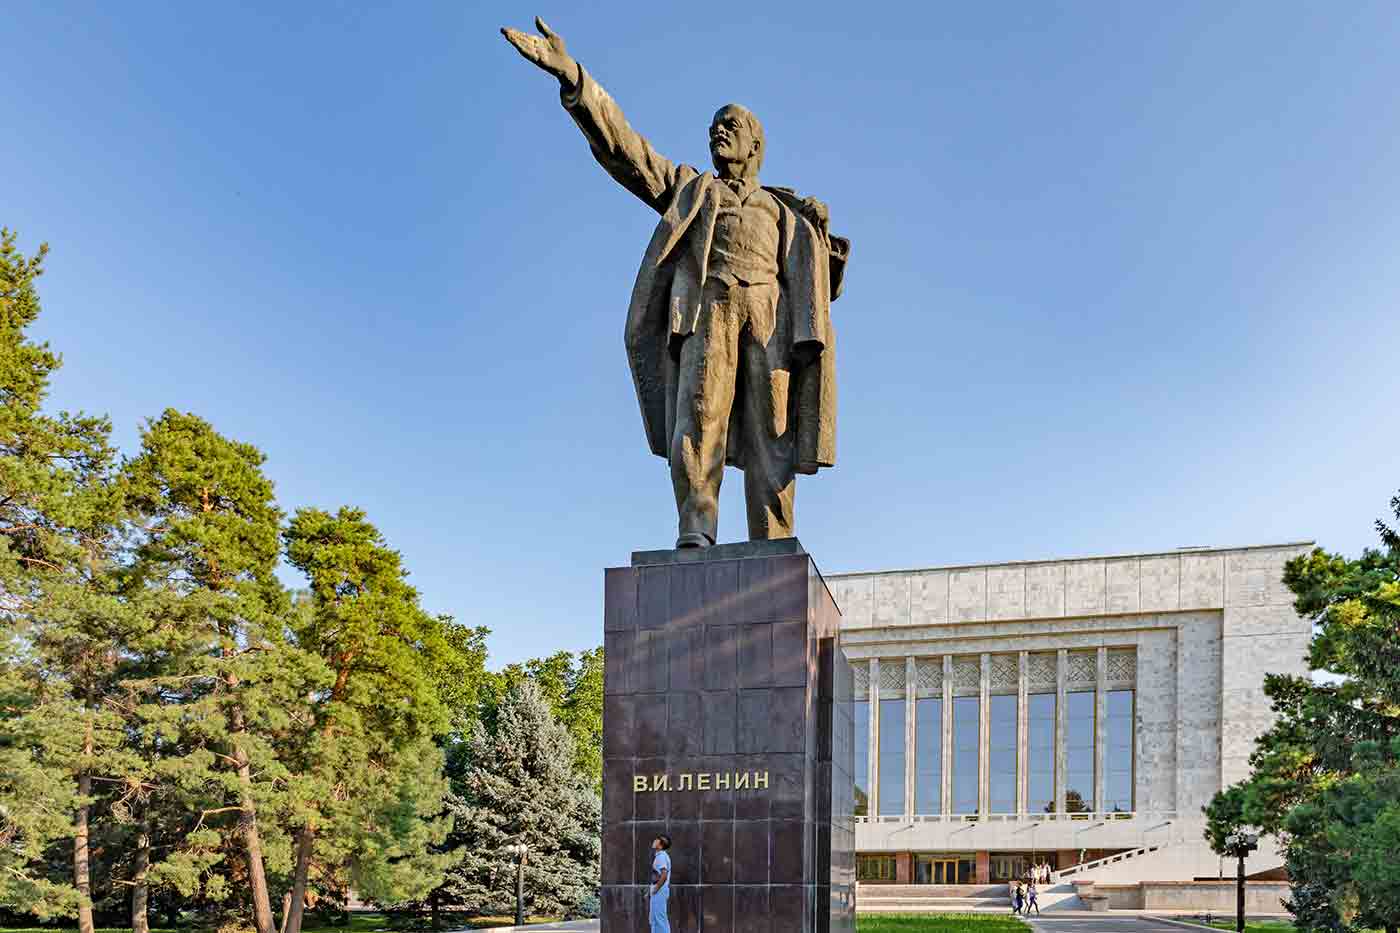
[0,640,84,917]
[0,226,603,929]
[488,649,603,790]
[280,507,462,921]
[433,680,600,918]
[0,228,119,917]
[120,410,320,917]
[1205,494,1400,932]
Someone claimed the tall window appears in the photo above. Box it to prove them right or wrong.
[1027,693,1056,813]
[1105,689,1134,812]
[915,697,942,814]
[854,696,869,816]
[988,694,1017,813]
[878,698,906,816]
[951,696,979,813]
[1065,690,1095,813]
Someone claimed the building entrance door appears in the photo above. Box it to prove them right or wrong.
[915,856,961,884]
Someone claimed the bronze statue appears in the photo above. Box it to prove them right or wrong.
[502,19,849,548]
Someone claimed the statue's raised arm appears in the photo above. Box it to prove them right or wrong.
[501,18,683,213]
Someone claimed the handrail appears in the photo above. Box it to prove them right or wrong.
[1057,841,1169,879]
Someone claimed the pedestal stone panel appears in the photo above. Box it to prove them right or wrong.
[602,539,855,933]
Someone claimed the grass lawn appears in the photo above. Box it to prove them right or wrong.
[0,912,566,933]
[857,915,1028,932]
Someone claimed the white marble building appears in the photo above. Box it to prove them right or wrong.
[825,541,1311,887]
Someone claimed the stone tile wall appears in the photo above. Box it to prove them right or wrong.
[602,551,855,933]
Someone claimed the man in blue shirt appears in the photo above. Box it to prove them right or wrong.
[649,834,671,933]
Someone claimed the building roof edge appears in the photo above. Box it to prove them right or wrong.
[825,540,1317,579]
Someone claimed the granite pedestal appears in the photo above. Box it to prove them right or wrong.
[601,539,855,933]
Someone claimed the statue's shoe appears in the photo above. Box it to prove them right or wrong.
[675,532,713,549]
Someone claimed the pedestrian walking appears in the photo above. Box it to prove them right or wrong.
[1027,880,1041,915]
[1013,882,1025,915]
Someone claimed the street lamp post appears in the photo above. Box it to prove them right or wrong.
[1223,833,1259,933]
[503,843,529,927]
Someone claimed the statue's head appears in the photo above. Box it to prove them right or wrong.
[709,104,764,179]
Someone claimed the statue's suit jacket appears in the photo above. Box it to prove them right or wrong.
[562,67,849,475]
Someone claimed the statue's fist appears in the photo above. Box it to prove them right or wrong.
[501,17,574,82]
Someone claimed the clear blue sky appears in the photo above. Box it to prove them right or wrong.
[7,2,1400,667]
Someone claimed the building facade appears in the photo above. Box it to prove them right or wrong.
[824,542,1311,887]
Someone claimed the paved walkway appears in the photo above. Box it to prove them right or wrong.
[472,912,1279,931]
[468,921,599,932]
[1028,918,1209,932]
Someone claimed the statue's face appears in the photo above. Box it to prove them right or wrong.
[709,105,760,171]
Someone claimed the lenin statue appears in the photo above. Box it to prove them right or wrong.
[503,19,850,549]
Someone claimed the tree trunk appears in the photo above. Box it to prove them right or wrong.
[279,892,291,933]
[74,768,94,933]
[284,825,315,933]
[74,716,95,933]
[230,702,276,933]
[132,813,150,933]
[286,661,350,933]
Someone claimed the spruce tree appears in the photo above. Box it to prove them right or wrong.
[435,679,600,917]
[490,650,604,791]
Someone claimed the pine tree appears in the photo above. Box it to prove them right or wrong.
[109,582,233,929]
[0,228,120,923]
[435,679,600,918]
[279,506,461,933]
[122,410,318,933]
[1206,492,1400,933]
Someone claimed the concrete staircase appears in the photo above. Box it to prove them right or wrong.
[857,884,1010,913]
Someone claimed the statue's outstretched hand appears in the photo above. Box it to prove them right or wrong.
[501,17,576,83]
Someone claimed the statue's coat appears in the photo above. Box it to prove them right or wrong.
[562,67,849,476]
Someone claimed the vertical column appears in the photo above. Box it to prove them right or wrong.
[1055,649,1068,816]
[1017,651,1029,815]
[905,657,916,819]
[941,655,953,816]
[1095,646,1107,814]
[978,653,990,816]
[869,658,880,817]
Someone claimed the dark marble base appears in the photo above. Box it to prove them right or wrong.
[630,538,807,567]
[602,539,855,933]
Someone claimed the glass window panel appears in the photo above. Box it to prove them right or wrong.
[915,697,942,814]
[989,694,1017,813]
[1105,689,1134,812]
[1065,690,1095,813]
[854,700,869,816]
[952,696,980,813]
[878,698,906,816]
[857,855,895,881]
[1027,693,1056,813]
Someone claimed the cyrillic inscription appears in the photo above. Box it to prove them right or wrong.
[630,771,771,793]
